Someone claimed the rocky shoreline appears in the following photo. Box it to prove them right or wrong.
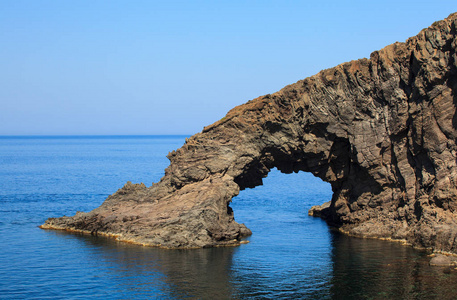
[42,13,457,254]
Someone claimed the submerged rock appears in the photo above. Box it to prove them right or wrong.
[42,13,457,252]
[430,254,454,266]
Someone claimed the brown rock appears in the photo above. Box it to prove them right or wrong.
[42,13,457,252]
[309,201,331,218]
[430,254,453,266]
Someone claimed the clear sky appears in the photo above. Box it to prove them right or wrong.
[1,1,456,135]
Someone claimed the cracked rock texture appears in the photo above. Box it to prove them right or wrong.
[42,13,457,252]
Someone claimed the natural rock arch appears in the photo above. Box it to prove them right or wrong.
[42,13,457,253]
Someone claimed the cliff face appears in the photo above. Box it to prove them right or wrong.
[42,13,457,253]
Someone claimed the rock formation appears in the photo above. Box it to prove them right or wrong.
[42,13,457,253]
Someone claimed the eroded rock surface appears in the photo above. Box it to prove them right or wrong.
[42,13,457,252]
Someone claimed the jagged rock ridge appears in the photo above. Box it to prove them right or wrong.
[42,13,457,253]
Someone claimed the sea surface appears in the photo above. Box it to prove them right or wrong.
[1,136,456,299]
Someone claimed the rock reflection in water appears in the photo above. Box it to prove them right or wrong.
[66,232,237,299]
[330,232,457,299]
[54,228,457,299]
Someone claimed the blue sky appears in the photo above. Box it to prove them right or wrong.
[1,1,455,135]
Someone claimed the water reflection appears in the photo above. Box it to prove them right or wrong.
[330,232,457,299]
[55,229,457,300]
[61,232,237,299]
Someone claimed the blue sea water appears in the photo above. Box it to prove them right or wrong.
[1,136,456,299]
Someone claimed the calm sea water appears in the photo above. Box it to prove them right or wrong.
[1,136,456,299]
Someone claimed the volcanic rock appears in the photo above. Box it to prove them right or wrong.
[42,13,457,253]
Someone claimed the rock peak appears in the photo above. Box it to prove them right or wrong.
[42,13,457,253]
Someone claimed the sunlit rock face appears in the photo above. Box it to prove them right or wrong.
[42,13,457,253]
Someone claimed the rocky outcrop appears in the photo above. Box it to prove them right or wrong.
[42,13,457,253]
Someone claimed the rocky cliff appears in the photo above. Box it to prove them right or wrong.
[42,13,457,253]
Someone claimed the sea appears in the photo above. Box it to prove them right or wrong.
[1,135,456,299]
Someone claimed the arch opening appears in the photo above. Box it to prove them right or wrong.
[230,168,333,242]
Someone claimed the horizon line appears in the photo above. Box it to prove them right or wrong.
[0,134,192,138]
